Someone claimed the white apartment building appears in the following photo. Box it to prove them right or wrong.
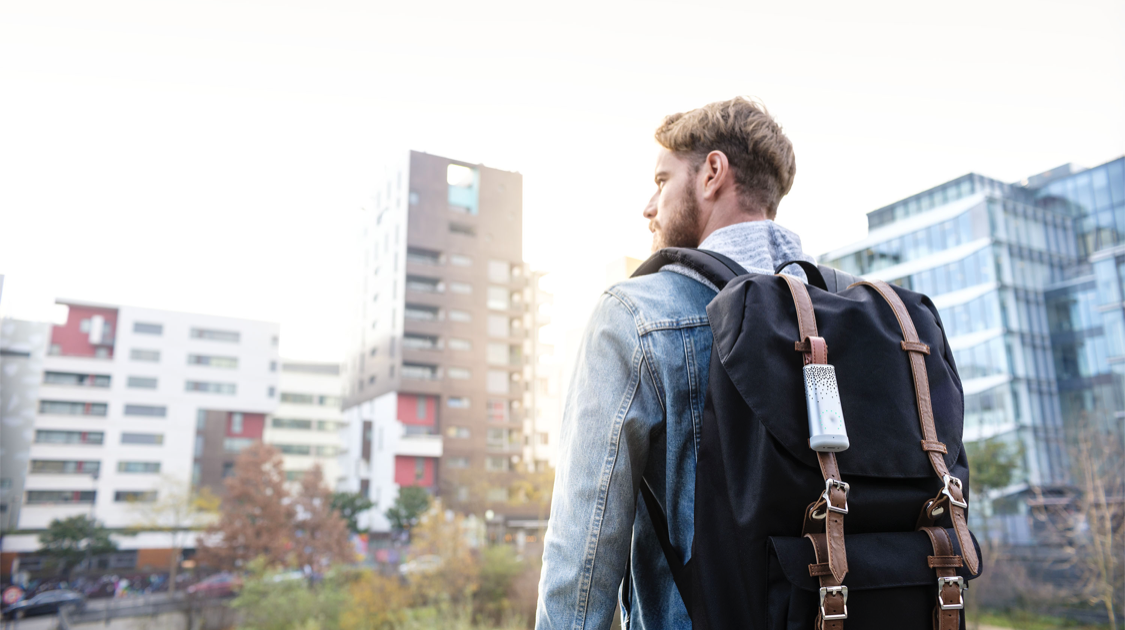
[265,361,346,487]
[2,299,278,566]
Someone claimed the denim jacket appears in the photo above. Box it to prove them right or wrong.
[535,221,814,630]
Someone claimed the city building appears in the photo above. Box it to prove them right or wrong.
[339,151,542,535]
[265,361,345,486]
[1,300,279,576]
[820,156,1124,542]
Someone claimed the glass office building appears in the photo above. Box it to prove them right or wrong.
[821,157,1124,542]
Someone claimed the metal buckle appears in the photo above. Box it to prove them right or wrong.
[937,576,965,610]
[819,585,848,620]
[821,479,850,515]
[941,474,969,509]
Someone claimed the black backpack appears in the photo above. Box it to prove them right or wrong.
[631,248,982,630]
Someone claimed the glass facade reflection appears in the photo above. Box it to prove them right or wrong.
[821,157,1125,544]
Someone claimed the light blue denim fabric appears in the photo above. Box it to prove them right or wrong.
[535,221,814,630]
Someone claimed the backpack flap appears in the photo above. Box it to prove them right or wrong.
[706,275,964,480]
[766,530,981,629]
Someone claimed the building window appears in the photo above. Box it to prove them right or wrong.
[449,223,476,237]
[127,376,158,389]
[190,328,240,343]
[39,401,108,416]
[406,247,441,266]
[279,393,342,407]
[133,322,163,335]
[273,418,312,430]
[196,410,207,430]
[27,490,95,504]
[223,438,255,453]
[404,304,439,321]
[222,463,236,478]
[230,412,244,435]
[487,400,509,423]
[538,432,549,445]
[270,360,277,372]
[449,254,472,267]
[414,458,425,481]
[488,260,511,283]
[487,370,510,394]
[114,490,157,503]
[118,461,160,474]
[485,457,510,473]
[185,381,237,395]
[486,487,509,502]
[449,281,472,294]
[130,349,160,362]
[268,386,276,397]
[446,457,470,469]
[409,191,419,206]
[486,343,510,366]
[447,396,470,409]
[277,444,312,455]
[448,338,472,351]
[406,275,442,293]
[403,334,438,350]
[43,372,111,387]
[30,460,100,475]
[36,430,104,445]
[487,286,510,310]
[448,309,472,323]
[448,367,471,380]
[447,164,479,214]
[188,355,239,369]
[122,432,164,446]
[192,463,201,486]
[194,435,205,457]
[402,363,438,380]
[122,404,166,418]
[487,315,510,338]
[445,426,471,439]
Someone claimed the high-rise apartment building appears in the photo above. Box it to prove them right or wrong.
[339,151,539,534]
[821,157,1124,541]
[1,300,279,576]
[266,361,345,485]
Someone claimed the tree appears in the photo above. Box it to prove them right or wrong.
[407,499,479,606]
[1032,415,1124,630]
[339,571,411,630]
[331,492,374,534]
[196,443,296,570]
[232,557,349,630]
[292,465,354,569]
[129,475,219,592]
[385,486,432,535]
[39,515,117,578]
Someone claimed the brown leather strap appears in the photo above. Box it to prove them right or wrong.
[921,440,948,454]
[850,279,979,575]
[901,341,931,354]
[782,274,848,584]
[808,562,832,577]
[920,527,963,630]
[807,533,846,630]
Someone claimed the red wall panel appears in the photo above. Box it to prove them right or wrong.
[397,394,436,426]
[394,456,435,487]
[50,304,118,358]
[226,413,265,439]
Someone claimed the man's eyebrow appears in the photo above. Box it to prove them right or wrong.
[654,170,669,182]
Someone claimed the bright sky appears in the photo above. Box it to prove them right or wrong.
[2,0,1123,361]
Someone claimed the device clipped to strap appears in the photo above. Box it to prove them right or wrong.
[804,362,849,453]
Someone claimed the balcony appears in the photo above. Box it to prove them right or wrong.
[397,433,443,458]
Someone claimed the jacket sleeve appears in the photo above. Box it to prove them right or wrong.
[535,292,663,630]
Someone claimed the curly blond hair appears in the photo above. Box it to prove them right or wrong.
[655,97,795,219]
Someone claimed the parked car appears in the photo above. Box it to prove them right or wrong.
[2,589,86,619]
[185,572,241,598]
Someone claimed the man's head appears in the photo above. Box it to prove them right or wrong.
[643,97,796,251]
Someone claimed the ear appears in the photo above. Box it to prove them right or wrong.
[700,151,731,201]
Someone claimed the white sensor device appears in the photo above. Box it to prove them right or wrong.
[803,364,850,452]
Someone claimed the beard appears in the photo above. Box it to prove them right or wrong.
[651,186,702,251]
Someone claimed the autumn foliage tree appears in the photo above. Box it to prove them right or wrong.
[196,443,295,570]
[292,464,354,568]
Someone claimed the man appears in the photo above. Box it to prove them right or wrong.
[536,97,815,629]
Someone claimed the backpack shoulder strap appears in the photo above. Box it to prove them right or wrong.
[632,247,749,290]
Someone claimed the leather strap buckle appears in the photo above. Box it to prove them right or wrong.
[819,585,848,620]
[937,576,966,610]
[941,474,968,509]
[822,478,850,515]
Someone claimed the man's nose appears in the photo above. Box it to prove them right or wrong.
[642,192,658,219]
